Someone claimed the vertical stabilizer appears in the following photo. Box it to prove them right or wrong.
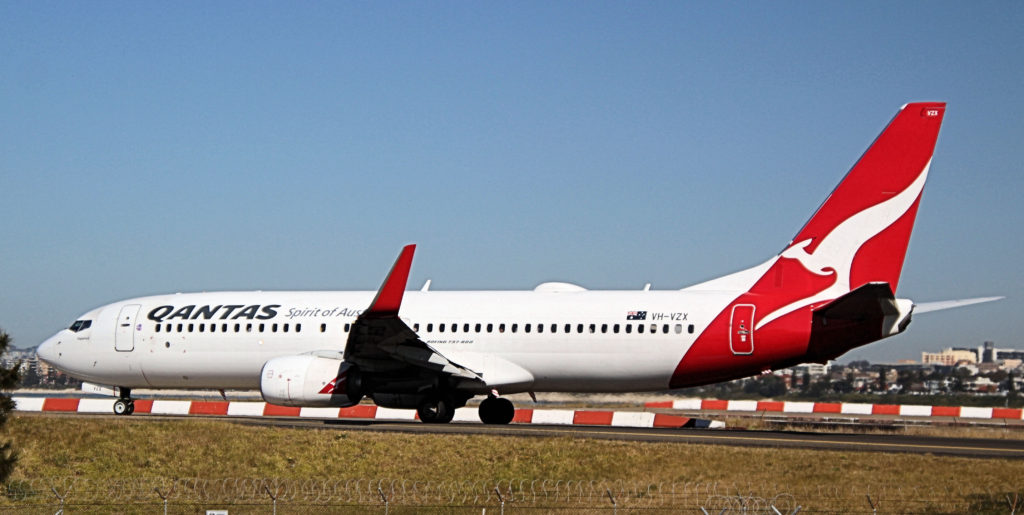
[787,102,945,293]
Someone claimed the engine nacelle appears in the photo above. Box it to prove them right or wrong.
[260,355,362,407]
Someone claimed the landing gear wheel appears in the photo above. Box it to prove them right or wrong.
[417,394,456,424]
[478,397,515,425]
[113,399,132,416]
[113,387,134,416]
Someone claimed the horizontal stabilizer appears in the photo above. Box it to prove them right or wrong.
[804,282,913,363]
[914,296,1004,314]
[815,282,900,321]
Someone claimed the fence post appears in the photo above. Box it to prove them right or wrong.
[866,494,877,514]
[378,486,389,515]
[606,488,617,515]
[154,486,173,515]
[264,484,278,515]
[494,487,505,515]
[51,485,71,515]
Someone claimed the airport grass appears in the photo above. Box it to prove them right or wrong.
[2,414,1023,512]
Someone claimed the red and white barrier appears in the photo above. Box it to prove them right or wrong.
[644,399,1024,420]
[12,397,725,429]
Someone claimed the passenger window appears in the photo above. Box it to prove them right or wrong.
[525,324,531,333]
[674,324,682,334]
[577,324,583,333]
[499,323,505,333]
[188,324,194,333]
[463,323,470,332]
[295,324,301,332]
[613,324,620,334]
[638,324,644,334]
[283,323,289,333]
[589,324,596,334]
[537,324,543,333]
[155,324,161,333]
[650,324,657,333]
[259,323,265,332]
[246,323,253,332]
[413,323,420,332]
[487,323,493,333]
[625,324,632,334]
[601,324,607,334]
[662,324,669,334]
[234,323,240,332]
[439,323,446,332]
[344,323,351,332]
[688,324,695,334]
[551,324,557,333]
[222,323,228,332]
[166,324,172,333]
[209,324,216,333]
[475,323,481,333]
[427,323,433,332]
[272,323,278,333]
[564,324,571,333]
[321,323,327,333]
[452,324,458,333]
[512,324,518,333]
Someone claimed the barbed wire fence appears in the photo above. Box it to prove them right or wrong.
[0,477,1020,513]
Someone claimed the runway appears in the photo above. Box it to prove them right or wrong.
[26,412,1024,459]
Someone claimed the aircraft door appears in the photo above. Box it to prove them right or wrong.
[729,304,755,355]
[115,304,141,352]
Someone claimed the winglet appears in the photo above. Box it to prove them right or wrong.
[365,244,416,317]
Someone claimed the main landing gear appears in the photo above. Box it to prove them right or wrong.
[113,387,135,416]
[417,392,456,424]
[478,395,514,425]
[415,391,514,425]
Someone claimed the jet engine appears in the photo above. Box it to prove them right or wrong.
[260,355,363,407]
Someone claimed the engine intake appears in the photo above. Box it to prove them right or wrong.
[260,355,362,407]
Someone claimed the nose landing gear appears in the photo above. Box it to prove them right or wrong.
[113,387,135,416]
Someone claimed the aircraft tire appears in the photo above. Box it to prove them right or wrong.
[478,397,515,425]
[113,399,131,416]
[417,394,455,424]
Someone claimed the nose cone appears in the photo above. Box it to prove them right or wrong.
[36,333,61,367]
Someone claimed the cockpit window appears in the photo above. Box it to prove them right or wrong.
[69,320,92,332]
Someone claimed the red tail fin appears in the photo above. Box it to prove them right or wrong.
[788,102,945,293]
[670,103,947,388]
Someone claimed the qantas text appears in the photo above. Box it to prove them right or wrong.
[147,304,280,323]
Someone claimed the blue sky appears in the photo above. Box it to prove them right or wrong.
[1,2,1021,363]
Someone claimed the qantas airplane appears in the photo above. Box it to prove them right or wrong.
[36,102,1000,424]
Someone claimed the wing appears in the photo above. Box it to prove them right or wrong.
[343,245,483,382]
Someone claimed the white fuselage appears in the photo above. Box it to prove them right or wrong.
[38,287,735,394]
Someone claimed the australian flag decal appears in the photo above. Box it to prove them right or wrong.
[626,311,647,320]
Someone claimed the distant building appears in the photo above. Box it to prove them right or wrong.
[791,362,831,377]
[979,341,1024,363]
[922,347,978,366]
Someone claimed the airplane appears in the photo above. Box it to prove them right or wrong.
[36,102,1001,424]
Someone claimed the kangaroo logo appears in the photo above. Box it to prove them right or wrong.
[756,159,932,330]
